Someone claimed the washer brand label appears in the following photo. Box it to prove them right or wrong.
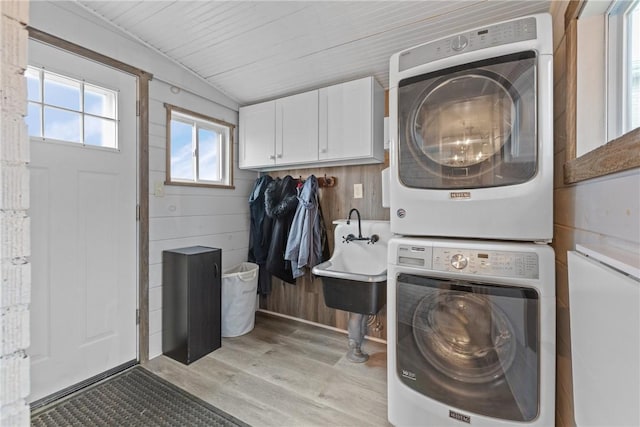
[449,410,471,424]
[401,369,416,381]
[450,191,471,199]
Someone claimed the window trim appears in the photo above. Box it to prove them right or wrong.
[564,0,640,184]
[164,103,235,189]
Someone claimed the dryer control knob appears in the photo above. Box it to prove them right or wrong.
[451,35,468,51]
[451,253,468,269]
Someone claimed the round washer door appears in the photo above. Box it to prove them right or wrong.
[395,273,540,422]
[397,51,537,190]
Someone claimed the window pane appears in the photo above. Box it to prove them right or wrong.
[630,3,640,130]
[170,120,194,180]
[198,128,220,181]
[85,116,117,148]
[26,68,41,102]
[85,84,116,118]
[26,102,41,137]
[44,73,81,111]
[44,106,81,142]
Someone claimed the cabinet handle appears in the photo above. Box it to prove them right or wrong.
[213,263,219,278]
[320,148,327,153]
[269,155,276,160]
[276,154,283,159]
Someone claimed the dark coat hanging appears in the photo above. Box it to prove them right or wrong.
[264,175,299,288]
[248,174,273,295]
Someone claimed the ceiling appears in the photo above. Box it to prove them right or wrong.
[76,1,551,106]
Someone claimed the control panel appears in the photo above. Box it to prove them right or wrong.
[396,244,539,279]
[399,16,537,72]
[432,247,539,279]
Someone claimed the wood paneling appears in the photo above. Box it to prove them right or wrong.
[77,1,549,105]
[263,161,390,340]
[552,3,639,425]
[147,79,254,359]
[564,128,640,184]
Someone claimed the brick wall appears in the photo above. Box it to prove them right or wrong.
[0,0,31,425]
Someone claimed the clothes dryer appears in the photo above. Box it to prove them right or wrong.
[388,14,553,241]
[387,237,555,426]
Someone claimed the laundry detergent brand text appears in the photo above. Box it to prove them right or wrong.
[449,410,471,424]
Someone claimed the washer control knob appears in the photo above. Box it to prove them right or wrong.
[451,35,468,51]
[450,254,468,269]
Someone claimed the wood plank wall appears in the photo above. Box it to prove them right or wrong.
[261,93,390,340]
[263,161,390,340]
[551,3,640,425]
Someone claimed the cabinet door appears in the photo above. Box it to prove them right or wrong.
[275,90,319,166]
[320,77,373,160]
[239,100,276,169]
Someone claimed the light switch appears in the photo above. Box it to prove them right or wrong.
[354,183,363,199]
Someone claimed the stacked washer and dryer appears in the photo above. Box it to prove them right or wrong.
[386,14,556,426]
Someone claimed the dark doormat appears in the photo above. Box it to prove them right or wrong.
[31,366,249,427]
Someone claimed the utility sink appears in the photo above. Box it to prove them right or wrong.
[312,219,392,315]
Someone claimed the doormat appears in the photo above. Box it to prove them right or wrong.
[31,366,249,427]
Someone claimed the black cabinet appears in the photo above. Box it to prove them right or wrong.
[162,246,221,364]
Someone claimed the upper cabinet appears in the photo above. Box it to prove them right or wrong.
[276,90,319,167]
[239,91,318,169]
[319,77,384,163]
[239,76,384,171]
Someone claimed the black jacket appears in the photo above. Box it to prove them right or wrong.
[248,175,273,295]
[264,175,299,286]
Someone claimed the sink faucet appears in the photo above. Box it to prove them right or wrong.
[346,208,363,239]
[344,208,379,244]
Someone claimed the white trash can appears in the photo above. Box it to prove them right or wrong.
[221,262,259,337]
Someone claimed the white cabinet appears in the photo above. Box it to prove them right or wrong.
[238,100,276,169]
[319,77,384,164]
[239,91,318,169]
[239,76,383,171]
[275,90,318,166]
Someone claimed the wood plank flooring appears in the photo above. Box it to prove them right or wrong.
[144,311,390,427]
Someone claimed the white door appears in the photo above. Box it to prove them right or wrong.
[28,40,138,403]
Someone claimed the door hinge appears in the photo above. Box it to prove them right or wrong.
[136,100,140,117]
[136,309,140,325]
[136,204,140,220]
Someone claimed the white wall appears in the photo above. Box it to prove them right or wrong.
[28,1,258,361]
[147,80,256,358]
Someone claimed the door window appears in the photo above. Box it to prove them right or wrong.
[397,51,537,189]
[26,67,118,149]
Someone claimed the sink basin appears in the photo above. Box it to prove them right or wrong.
[312,220,391,315]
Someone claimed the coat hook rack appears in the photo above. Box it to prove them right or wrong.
[296,174,337,188]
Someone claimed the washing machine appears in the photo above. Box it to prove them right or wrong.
[387,237,555,426]
[388,14,553,241]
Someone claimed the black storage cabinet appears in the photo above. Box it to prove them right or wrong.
[162,246,221,364]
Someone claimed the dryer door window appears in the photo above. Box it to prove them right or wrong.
[396,273,540,422]
[398,51,537,189]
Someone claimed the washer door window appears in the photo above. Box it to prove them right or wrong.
[396,273,540,422]
[398,51,537,189]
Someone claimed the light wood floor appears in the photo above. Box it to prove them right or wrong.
[144,311,390,427]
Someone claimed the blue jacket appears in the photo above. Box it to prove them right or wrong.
[285,175,323,279]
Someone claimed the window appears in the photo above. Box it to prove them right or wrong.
[607,1,639,137]
[165,104,235,188]
[565,0,640,183]
[25,66,118,148]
